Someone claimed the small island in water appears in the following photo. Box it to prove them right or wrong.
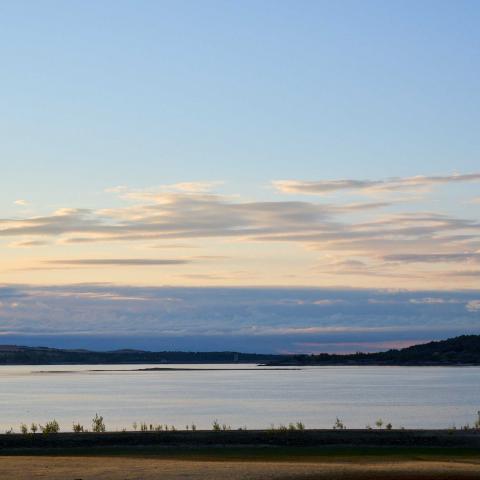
[0,334,479,366]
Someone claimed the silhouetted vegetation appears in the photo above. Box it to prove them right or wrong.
[72,422,84,433]
[2,335,479,366]
[333,418,346,430]
[0,346,280,365]
[40,420,60,434]
[267,335,480,366]
[91,414,105,433]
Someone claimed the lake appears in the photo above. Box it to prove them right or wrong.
[0,364,479,432]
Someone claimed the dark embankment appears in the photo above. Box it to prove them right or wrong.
[1,335,480,366]
[1,430,480,452]
[0,346,282,365]
[267,335,480,366]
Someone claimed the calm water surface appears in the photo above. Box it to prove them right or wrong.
[1,364,479,431]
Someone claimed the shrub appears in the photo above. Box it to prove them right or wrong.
[20,423,28,435]
[41,420,60,434]
[91,414,105,433]
[386,423,393,430]
[333,418,346,430]
[73,422,84,433]
[30,423,38,434]
[296,422,305,431]
[212,419,221,432]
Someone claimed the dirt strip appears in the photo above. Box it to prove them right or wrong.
[1,456,480,480]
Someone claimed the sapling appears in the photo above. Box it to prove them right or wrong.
[333,418,346,430]
[91,414,105,433]
[73,422,84,433]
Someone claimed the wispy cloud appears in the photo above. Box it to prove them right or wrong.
[9,239,49,248]
[1,177,480,286]
[466,300,480,312]
[384,253,480,263]
[45,258,192,266]
[273,173,480,196]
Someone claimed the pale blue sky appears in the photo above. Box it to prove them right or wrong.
[1,0,479,211]
[1,1,480,351]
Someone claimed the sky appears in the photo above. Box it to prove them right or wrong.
[0,1,479,352]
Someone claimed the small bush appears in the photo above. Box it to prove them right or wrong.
[91,414,105,433]
[386,423,393,430]
[20,423,28,435]
[73,422,84,433]
[333,418,346,430]
[41,420,60,434]
[212,419,221,432]
[296,422,305,431]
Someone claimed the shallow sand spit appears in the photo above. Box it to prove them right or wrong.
[1,457,480,480]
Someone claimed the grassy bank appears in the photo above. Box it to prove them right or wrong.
[1,429,480,452]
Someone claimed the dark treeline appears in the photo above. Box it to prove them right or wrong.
[268,335,480,366]
[0,335,479,365]
[0,346,281,365]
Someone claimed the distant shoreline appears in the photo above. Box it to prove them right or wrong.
[1,335,480,366]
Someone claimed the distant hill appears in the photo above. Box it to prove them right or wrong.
[0,345,281,365]
[0,335,479,365]
[267,335,480,366]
